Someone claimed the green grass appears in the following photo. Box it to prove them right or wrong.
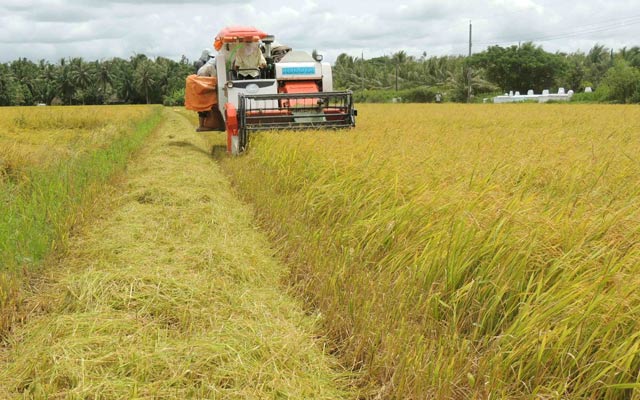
[0,106,162,335]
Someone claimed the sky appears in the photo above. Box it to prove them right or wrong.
[1,0,639,64]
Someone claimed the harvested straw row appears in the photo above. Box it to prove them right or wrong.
[0,109,356,398]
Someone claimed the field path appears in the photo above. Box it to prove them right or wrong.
[0,109,351,398]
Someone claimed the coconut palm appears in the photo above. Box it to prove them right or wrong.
[586,44,612,86]
[619,46,640,68]
[56,59,75,105]
[69,58,93,105]
[95,60,114,103]
[134,59,157,104]
[446,65,497,103]
[37,61,58,105]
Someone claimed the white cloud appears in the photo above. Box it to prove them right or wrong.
[0,0,638,63]
[491,0,544,14]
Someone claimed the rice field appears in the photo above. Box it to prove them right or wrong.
[3,103,640,399]
[214,104,640,398]
[0,105,161,334]
[0,106,155,172]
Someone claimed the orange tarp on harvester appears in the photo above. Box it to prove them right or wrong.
[185,75,218,112]
[214,26,267,50]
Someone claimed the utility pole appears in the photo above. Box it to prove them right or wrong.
[467,20,473,103]
[468,20,472,57]
[362,50,365,91]
[610,48,614,65]
[395,61,399,92]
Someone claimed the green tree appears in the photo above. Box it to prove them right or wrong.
[155,57,176,99]
[10,58,39,105]
[558,53,587,91]
[447,65,497,103]
[35,61,58,105]
[0,53,196,106]
[598,59,640,103]
[619,46,640,68]
[134,59,157,104]
[56,59,75,105]
[585,44,612,87]
[112,58,136,103]
[95,60,114,104]
[471,42,565,93]
[0,64,20,106]
[334,53,360,90]
[69,58,94,105]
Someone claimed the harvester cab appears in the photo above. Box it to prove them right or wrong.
[185,26,357,155]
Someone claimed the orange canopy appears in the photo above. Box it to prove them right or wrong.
[185,75,217,112]
[214,26,268,51]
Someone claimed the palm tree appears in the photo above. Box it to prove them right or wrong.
[619,46,640,68]
[95,60,114,103]
[37,61,58,105]
[586,44,611,86]
[446,65,497,103]
[57,58,75,105]
[134,59,157,104]
[587,44,610,65]
[112,60,136,103]
[129,53,149,71]
[392,50,408,65]
[392,51,409,91]
[154,57,172,95]
[69,58,93,105]
[334,54,361,90]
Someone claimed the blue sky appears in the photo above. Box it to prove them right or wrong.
[0,0,639,63]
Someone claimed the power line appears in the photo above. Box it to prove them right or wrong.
[478,19,640,46]
[487,12,640,29]
[342,13,640,59]
[476,14,640,46]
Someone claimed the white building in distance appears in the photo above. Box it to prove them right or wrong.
[493,88,574,103]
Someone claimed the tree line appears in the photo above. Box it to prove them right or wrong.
[0,54,192,107]
[1,43,639,106]
[333,43,640,103]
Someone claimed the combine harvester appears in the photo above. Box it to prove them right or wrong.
[185,26,357,155]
